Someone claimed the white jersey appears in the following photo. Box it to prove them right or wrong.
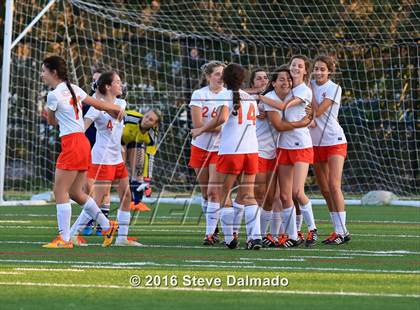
[217,89,259,155]
[85,98,126,165]
[189,86,226,152]
[263,90,293,149]
[310,80,346,146]
[279,83,313,149]
[255,92,279,159]
[46,82,88,137]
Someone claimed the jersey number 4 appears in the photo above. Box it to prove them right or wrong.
[237,104,256,125]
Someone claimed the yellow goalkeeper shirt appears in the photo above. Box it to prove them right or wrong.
[122,110,159,178]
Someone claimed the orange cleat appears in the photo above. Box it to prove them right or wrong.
[102,220,118,247]
[71,235,88,247]
[130,201,151,212]
[42,235,73,249]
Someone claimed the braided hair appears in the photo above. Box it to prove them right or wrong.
[222,63,246,116]
[43,55,79,114]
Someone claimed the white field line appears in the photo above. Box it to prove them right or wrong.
[0,220,31,223]
[0,281,418,299]
[239,257,347,262]
[14,268,84,272]
[1,214,420,225]
[0,271,24,275]
[0,259,418,274]
[184,260,256,264]
[1,240,420,256]
[1,225,420,240]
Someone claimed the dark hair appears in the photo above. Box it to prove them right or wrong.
[262,65,292,95]
[222,63,246,116]
[90,68,105,95]
[249,68,267,88]
[43,55,78,112]
[97,71,117,95]
[199,61,225,88]
[313,55,336,75]
[289,54,312,84]
[93,68,105,75]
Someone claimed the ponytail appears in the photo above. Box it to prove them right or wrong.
[231,89,241,116]
[222,63,245,117]
[43,55,81,116]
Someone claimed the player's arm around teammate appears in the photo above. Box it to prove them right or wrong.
[189,61,226,245]
[41,56,120,248]
[192,63,262,250]
[274,55,318,248]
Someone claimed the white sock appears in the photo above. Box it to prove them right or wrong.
[70,210,91,237]
[271,211,282,236]
[260,209,272,236]
[281,207,297,240]
[244,205,261,241]
[232,201,245,235]
[335,211,347,235]
[201,197,208,215]
[116,210,131,242]
[56,202,71,242]
[296,214,303,231]
[83,197,110,231]
[220,207,235,244]
[206,202,220,236]
[300,201,316,231]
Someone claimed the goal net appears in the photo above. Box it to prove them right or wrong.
[2,0,419,201]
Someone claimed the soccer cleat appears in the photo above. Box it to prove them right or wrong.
[130,202,151,212]
[95,225,102,236]
[224,233,239,249]
[262,233,279,248]
[279,237,300,248]
[42,235,73,249]
[71,235,88,247]
[203,235,216,246]
[114,239,145,247]
[322,232,338,244]
[278,234,288,245]
[127,236,138,242]
[246,239,262,250]
[213,225,221,244]
[81,220,94,236]
[325,233,351,245]
[298,231,304,242]
[102,221,119,247]
[305,229,318,247]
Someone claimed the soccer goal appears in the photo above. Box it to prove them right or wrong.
[1,0,418,205]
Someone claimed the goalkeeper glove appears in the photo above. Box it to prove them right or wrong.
[144,178,152,197]
[130,179,148,204]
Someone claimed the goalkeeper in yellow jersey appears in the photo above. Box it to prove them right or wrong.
[122,109,161,211]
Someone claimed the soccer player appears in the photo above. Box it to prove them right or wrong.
[245,68,281,247]
[70,71,143,247]
[263,56,317,248]
[41,55,120,248]
[81,68,105,236]
[122,109,161,212]
[191,63,262,250]
[260,65,314,247]
[310,55,350,245]
[189,61,226,245]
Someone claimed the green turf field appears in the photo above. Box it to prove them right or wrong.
[0,203,419,309]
